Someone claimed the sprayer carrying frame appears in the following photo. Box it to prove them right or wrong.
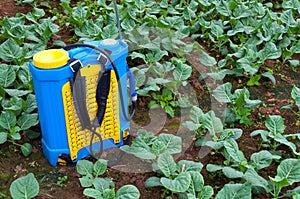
[29,0,137,166]
[57,43,136,165]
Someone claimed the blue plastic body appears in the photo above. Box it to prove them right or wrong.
[29,40,129,166]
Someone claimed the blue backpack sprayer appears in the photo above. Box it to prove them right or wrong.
[29,0,136,166]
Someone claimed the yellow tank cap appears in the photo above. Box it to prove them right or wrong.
[33,49,69,69]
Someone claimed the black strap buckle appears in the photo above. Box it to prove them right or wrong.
[97,53,109,66]
[68,58,83,79]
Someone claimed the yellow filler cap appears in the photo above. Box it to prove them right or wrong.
[33,49,69,69]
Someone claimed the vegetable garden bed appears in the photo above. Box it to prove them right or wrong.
[0,0,300,198]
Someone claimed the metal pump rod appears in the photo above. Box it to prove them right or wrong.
[112,0,123,41]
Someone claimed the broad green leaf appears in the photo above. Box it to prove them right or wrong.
[291,86,300,109]
[93,178,113,192]
[243,167,269,191]
[121,18,136,31]
[215,182,252,199]
[76,160,93,176]
[0,132,7,144]
[153,50,168,62]
[293,193,300,199]
[227,21,245,36]
[79,176,93,187]
[206,164,223,172]
[165,16,184,30]
[276,159,300,184]
[236,57,259,75]
[282,0,300,9]
[136,83,160,96]
[151,140,166,155]
[17,113,38,130]
[145,176,163,188]
[131,67,147,88]
[224,139,246,163]
[199,53,217,67]
[18,65,32,86]
[220,128,243,140]
[103,188,115,199]
[211,21,224,38]
[135,0,146,11]
[4,89,32,97]
[21,143,32,157]
[261,72,276,85]
[198,185,214,199]
[24,94,37,113]
[222,167,244,179]
[0,64,16,87]
[265,115,285,135]
[93,159,108,177]
[2,96,25,113]
[190,106,204,123]
[120,144,156,160]
[0,38,22,62]
[52,40,66,47]
[183,121,201,131]
[120,136,156,160]
[102,24,119,39]
[178,160,203,172]
[26,130,40,140]
[115,185,140,199]
[130,52,146,62]
[203,111,223,136]
[26,7,45,22]
[71,3,88,26]
[269,176,290,188]
[244,98,261,109]
[173,63,192,81]
[9,173,39,199]
[75,20,101,38]
[183,7,196,20]
[290,40,300,53]
[285,186,300,198]
[258,42,281,60]
[200,70,233,81]
[250,130,270,143]
[280,9,296,27]
[289,60,300,67]
[212,82,233,103]
[157,134,182,155]
[250,150,281,170]
[216,0,231,16]
[83,188,102,199]
[136,129,156,145]
[158,153,177,177]
[0,111,16,130]
[198,0,211,6]
[11,132,21,140]
[161,172,191,192]
[190,171,204,192]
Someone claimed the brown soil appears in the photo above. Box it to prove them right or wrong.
[0,0,32,17]
[1,1,300,199]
